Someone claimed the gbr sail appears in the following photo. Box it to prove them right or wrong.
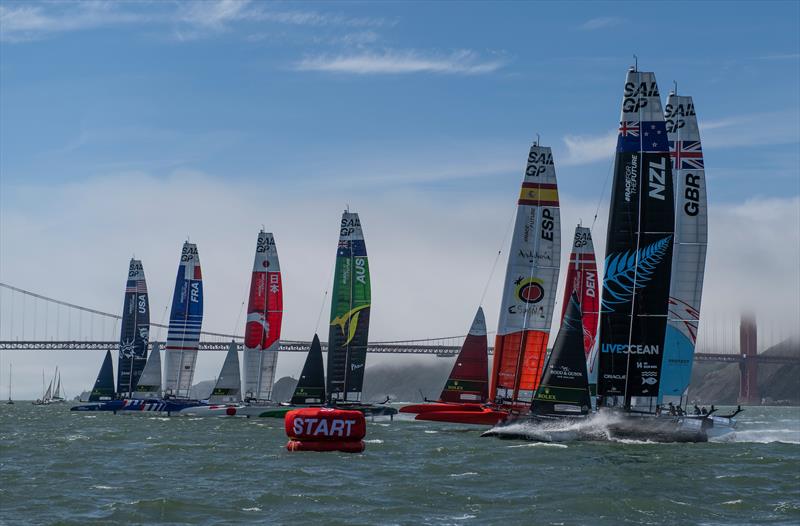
[117,259,150,398]
[163,242,204,399]
[659,92,708,405]
[490,143,561,405]
[326,211,371,402]
[597,68,675,410]
[242,231,283,401]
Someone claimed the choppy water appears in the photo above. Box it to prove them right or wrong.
[1,404,798,525]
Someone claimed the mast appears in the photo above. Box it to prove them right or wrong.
[439,308,489,403]
[596,67,675,411]
[490,142,561,406]
[163,242,204,399]
[242,230,283,402]
[659,91,708,406]
[326,210,371,402]
[117,259,150,398]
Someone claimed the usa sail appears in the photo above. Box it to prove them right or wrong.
[208,342,242,404]
[243,231,283,402]
[597,68,675,410]
[531,293,591,416]
[89,351,116,402]
[132,342,162,399]
[291,334,326,405]
[327,211,371,402]
[490,143,561,405]
[440,307,489,403]
[117,259,150,398]
[659,92,708,405]
[163,242,204,399]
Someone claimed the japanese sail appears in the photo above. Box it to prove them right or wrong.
[163,242,204,399]
[531,293,591,416]
[208,342,242,404]
[132,342,162,399]
[327,211,371,402]
[440,308,489,403]
[291,334,326,405]
[597,68,675,410]
[659,92,708,404]
[117,259,150,398]
[89,350,115,402]
[242,231,283,401]
[490,143,561,405]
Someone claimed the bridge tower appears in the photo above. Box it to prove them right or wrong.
[738,313,760,405]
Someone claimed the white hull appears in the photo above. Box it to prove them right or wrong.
[175,404,246,417]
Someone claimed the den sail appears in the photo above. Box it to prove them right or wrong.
[117,259,150,398]
[243,230,283,402]
[164,242,204,399]
[659,91,708,406]
[326,210,371,402]
[490,142,561,407]
[596,68,675,412]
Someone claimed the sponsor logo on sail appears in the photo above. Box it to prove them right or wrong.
[331,304,370,346]
[601,343,660,355]
[515,277,545,304]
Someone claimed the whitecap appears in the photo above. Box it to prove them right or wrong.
[449,472,478,477]
[424,430,438,434]
[242,507,262,512]
[506,442,568,448]
[722,499,743,505]
[91,485,117,490]
[364,439,384,444]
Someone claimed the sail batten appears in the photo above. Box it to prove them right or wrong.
[243,231,283,401]
[163,242,204,399]
[117,259,150,398]
[597,69,676,410]
[490,144,561,405]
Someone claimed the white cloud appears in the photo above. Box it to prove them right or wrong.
[294,49,505,75]
[578,16,625,30]
[559,130,616,166]
[700,110,800,148]
[0,2,143,42]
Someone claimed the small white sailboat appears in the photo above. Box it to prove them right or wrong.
[51,368,66,404]
[6,364,13,405]
[33,371,53,406]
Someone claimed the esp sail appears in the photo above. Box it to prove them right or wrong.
[291,334,326,405]
[326,211,371,402]
[164,242,204,399]
[490,143,561,405]
[208,342,242,404]
[531,293,592,416]
[242,231,283,401]
[440,307,489,403]
[597,68,675,411]
[659,92,708,405]
[117,259,150,398]
[132,342,162,399]
[89,350,116,402]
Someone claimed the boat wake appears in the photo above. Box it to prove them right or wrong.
[482,412,622,442]
[709,428,800,445]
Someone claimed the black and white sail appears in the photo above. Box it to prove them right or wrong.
[117,259,150,398]
[597,68,675,411]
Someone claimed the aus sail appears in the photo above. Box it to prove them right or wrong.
[117,259,150,398]
[327,211,371,402]
[163,242,204,399]
[597,69,675,409]
[490,143,561,405]
[659,92,708,405]
[243,231,283,401]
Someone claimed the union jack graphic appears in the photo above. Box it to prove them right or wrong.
[669,140,704,170]
[618,121,640,137]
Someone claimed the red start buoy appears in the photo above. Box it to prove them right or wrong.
[225,406,237,416]
[284,407,366,453]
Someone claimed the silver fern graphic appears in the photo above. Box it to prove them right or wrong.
[601,236,672,312]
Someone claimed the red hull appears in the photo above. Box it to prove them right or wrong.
[400,402,485,415]
[414,408,508,426]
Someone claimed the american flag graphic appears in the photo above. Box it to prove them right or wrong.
[669,140,704,170]
[125,280,148,293]
[618,121,640,137]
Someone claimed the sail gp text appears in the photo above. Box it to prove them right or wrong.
[292,417,358,437]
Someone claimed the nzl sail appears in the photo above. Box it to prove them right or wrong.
[209,342,242,404]
[117,259,150,398]
[490,143,561,405]
[132,342,162,399]
[659,92,708,405]
[597,68,675,411]
[531,293,591,416]
[440,307,489,403]
[164,242,204,399]
[243,231,283,401]
[291,334,326,405]
[326,211,371,402]
[89,350,116,402]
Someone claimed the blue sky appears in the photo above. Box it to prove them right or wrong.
[1,1,798,397]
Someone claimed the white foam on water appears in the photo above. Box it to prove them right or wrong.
[451,514,477,520]
[486,412,620,442]
[449,472,478,477]
[710,428,800,444]
[722,499,743,505]
[506,442,568,448]
[66,434,89,441]
[364,439,384,444]
[82,415,96,419]
[91,485,116,490]
[424,430,438,434]
[242,507,262,512]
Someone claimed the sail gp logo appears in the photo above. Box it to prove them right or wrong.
[331,304,370,346]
